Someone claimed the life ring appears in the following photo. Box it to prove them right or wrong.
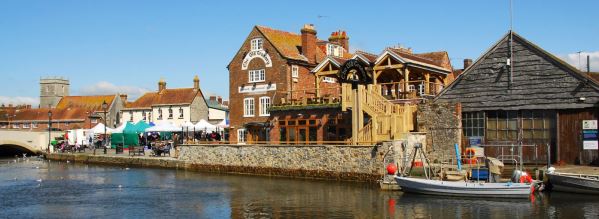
[463,148,477,164]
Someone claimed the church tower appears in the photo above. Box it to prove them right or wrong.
[40,77,70,108]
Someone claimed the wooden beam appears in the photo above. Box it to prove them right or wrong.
[373,64,404,71]
[315,75,321,97]
[424,72,430,94]
[315,70,339,76]
[404,68,410,94]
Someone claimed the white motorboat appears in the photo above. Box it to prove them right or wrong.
[394,176,532,198]
[546,171,599,195]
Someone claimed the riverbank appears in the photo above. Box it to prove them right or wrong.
[44,143,389,182]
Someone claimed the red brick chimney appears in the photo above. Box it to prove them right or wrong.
[217,96,223,104]
[209,96,217,103]
[329,30,349,53]
[464,59,473,69]
[301,24,317,63]
[158,78,166,92]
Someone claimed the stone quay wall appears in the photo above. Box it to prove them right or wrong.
[178,144,388,182]
[417,102,462,162]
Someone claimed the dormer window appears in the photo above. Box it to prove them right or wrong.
[251,38,263,51]
[326,43,344,57]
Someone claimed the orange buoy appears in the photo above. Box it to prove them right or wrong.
[386,163,398,175]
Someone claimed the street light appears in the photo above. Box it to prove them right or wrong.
[48,110,52,153]
[102,100,108,154]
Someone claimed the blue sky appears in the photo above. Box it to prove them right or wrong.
[1,0,598,107]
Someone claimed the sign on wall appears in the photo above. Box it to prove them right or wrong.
[582,120,598,150]
[241,50,272,70]
[238,83,276,94]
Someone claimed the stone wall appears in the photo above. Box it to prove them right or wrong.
[178,144,389,182]
[417,102,462,162]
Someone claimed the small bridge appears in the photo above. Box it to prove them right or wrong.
[0,130,62,155]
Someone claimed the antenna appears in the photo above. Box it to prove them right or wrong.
[508,0,514,88]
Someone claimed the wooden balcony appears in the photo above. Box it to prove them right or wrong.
[271,86,342,110]
[378,80,445,101]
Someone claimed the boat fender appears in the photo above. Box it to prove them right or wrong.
[386,163,398,175]
[519,172,533,184]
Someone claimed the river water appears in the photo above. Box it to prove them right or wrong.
[1,157,597,219]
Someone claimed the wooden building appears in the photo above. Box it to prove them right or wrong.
[436,31,599,164]
[270,46,454,144]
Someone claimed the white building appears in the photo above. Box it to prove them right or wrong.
[121,76,209,126]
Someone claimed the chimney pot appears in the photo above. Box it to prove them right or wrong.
[301,24,317,63]
[464,59,473,69]
[217,96,223,104]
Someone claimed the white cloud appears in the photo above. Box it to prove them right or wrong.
[0,96,40,107]
[559,51,599,72]
[77,81,149,100]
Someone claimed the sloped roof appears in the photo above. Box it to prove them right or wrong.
[126,88,201,109]
[206,99,229,111]
[416,51,453,70]
[385,48,452,72]
[9,107,88,122]
[55,95,116,111]
[436,31,599,111]
[256,26,327,64]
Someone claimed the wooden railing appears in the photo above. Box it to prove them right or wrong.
[274,86,341,107]
[343,83,418,143]
[378,80,445,100]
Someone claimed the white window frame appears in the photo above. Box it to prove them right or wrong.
[23,123,30,129]
[323,77,336,83]
[179,107,184,119]
[1,123,7,128]
[237,129,246,143]
[327,44,334,55]
[142,111,147,121]
[292,65,299,78]
[91,118,98,124]
[12,123,19,129]
[158,108,163,120]
[32,122,38,128]
[129,112,134,122]
[243,98,254,117]
[259,96,271,116]
[168,107,173,119]
[250,38,263,51]
[248,69,265,83]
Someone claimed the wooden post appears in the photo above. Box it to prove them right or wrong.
[315,75,321,98]
[404,68,410,94]
[351,87,358,145]
[424,72,430,95]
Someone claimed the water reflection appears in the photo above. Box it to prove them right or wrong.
[1,158,598,218]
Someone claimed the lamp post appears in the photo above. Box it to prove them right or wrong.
[102,100,108,154]
[48,110,52,153]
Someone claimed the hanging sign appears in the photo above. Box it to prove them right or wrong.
[241,50,272,70]
[582,120,598,150]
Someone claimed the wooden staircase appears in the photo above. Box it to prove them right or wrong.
[342,83,417,144]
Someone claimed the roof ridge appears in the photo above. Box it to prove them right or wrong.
[355,50,378,57]
[256,25,301,37]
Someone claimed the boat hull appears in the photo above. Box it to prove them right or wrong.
[394,176,531,198]
[547,172,599,195]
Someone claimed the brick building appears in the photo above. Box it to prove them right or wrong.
[228,24,350,143]
[121,76,209,126]
[0,95,124,131]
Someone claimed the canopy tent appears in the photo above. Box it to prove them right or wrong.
[216,119,229,128]
[111,122,137,148]
[111,122,130,134]
[127,121,151,133]
[181,121,195,128]
[89,123,113,135]
[194,119,217,132]
[145,121,181,132]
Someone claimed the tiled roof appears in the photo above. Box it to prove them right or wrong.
[55,95,116,111]
[387,48,451,72]
[206,99,229,111]
[256,26,327,64]
[7,107,88,122]
[354,50,378,63]
[416,51,453,70]
[126,88,201,109]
